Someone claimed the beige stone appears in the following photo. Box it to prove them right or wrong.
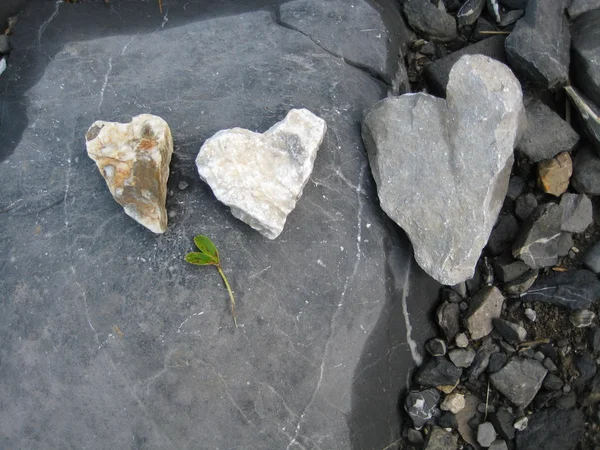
[85,114,173,233]
[538,152,573,196]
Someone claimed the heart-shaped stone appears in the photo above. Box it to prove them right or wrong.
[362,55,525,285]
[196,109,327,239]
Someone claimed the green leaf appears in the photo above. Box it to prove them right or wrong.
[185,252,217,266]
[193,235,219,261]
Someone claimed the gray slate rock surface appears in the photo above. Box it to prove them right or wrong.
[403,0,457,42]
[0,2,440,449]
[457,0,486,27]
[560,193,592,233]
[363,55,524,285]
[573,145,600,195]
[566,86,600,154]
[492,254,529,283]
[279,0,410,90]
[405,388,441,429]
[490,357,547,407]
[437,301,461,341]
[449,348,477,368]
[522,270,600,310]
[490,408,515,441]
[505,0,570,88]
[477,422,497,447]
[517,97,580,162]
[571,10,600,108]
[512,203,563,269]
[515,407,585,450]
[568,0,600,19]
[423,35,506,97]
[583,241,600,273]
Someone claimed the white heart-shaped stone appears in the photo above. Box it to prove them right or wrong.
[196,109,327,239]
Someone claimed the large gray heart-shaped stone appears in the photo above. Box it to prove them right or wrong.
[362,55,525,285]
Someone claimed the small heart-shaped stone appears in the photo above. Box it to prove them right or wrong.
[196,109,327,239]
[362,55,525,285]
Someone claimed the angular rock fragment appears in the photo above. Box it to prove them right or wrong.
[423,35,506,97]
[517,98,580,162]
[477,422,497,447]
[490,408,515,441]
[363,55,524,285]
[512,203,563,269]
[493,318,527,343]
[537,152,572,196]
[467,336,500,380]
[566,87,600,153]
[560,193,592,233]
[505,269,538,295]
[196,109,326,239]
[85,114,174,234]
[499,9,524,27]
[457,0,485,27]
[570,309,595,328]
[426,338,448,357]
[572,145,600,196]
[571,10,600,108]
[415,357,463,389]
[405,388,441,429]
[424,426,457,450]
[441,392,465,414]
[490,357,547,407]
[403,0,457,42]
[448,348,476,368]
[522,269,600,310]
[465,286,504,340]
[505,0,570,88]
[492,254,529,283]
[515,408,585,450]
[515,192,537,221]
[436,301,461,341]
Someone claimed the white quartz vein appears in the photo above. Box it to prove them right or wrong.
[38,0,61,46]
[98,57,113,110]
[286,164,367,450]
[400,255,423,367]
[121,33,138,55]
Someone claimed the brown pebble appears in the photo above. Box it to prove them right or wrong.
[537,152,573,196]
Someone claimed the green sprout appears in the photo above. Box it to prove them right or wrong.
[185,235,237,328]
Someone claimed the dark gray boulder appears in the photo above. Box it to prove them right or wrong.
[516,97,580,163]
[505,0,570,88]
[515,407,585,450]
[0,1,439,449]
[571,10,600,108]
[403,0,458,42]
[522,270,600,310]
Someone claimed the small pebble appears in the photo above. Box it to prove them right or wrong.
[178,181,189,190]
[489,439,509,450]
[524,308,537,322]
[455,332,469,348]
[460,301,468,312]
[441,393,466,414]
[570,309,595,328]
[533,351,545,362]
[477,422,497,447]
[513,416,528,431]
[543,357,558,372]
[407,428,424,445]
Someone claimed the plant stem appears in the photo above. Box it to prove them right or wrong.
[217,264,237,328]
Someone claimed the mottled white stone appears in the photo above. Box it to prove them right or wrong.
[85,114,174,233]
[196,109,327,239]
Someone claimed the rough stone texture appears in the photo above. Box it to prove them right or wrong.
[515,408,585,450]
[196,109,326,239]
[566,86,600,154]
[423,35,506,97]
[437,301,461,341]
[493,318,527,343]
[424,426,458,450]
[490,357,547,407]
[573,145,600,196]
[560,193,593,233]
[278,0,410,90]
[505,0,570,89]
[363,55,524,285]
[522,270,600,310]
[465,286,505,340]
[489,439,508,450]
[517,98,580,163]
[583,241,600,273]
[85,114,173,234]
[405,388,441,429]
[568,0,600,19]
[571,10,600,108]
[441,392,465,414]
[515,192,537,221]
[490,408,515,441]
[537,152,572,197]
[448,348,476,368]
[505,269,538,295]
[492,254,529,283]
[415,357,463,389]
[0,2,440,449]
[457,0,485,27]
[403,0,457,42]
[512,203,563,269]
[500,9,524,27]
